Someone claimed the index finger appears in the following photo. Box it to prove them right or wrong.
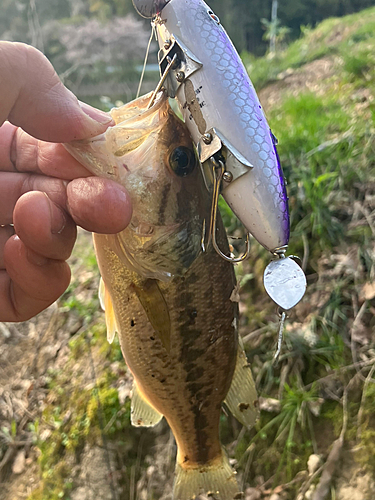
[1,42,113,142]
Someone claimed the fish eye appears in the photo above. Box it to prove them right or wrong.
[169,147,196,177]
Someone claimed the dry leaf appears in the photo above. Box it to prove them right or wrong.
[230,283,241,302]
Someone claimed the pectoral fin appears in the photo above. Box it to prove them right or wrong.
[224,341,259,429]
[132,279,171,352]
[131,381,163,427]
[99,277,118,344]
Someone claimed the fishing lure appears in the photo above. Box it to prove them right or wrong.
[132,0,307,354]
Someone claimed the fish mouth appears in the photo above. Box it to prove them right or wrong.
[110,91,167,126]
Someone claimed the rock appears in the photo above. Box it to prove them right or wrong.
[65,314,83,335]
[40,429,52,441]
[245,487,261,500]
[308,399,324,417]
[305,484,316,500]
[70,445,118,500]
[308,454,322,475]
[336,471,375,500]
[12,450,26,474]
[118,384,131,405]
[70,487,87,500]
[146,465,156,478]
[360,282,375,300]
[0,323,11,338]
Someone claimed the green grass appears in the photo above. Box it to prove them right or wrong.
[242,6,375,89]
[234,382,318,487]
[266,79,374,250]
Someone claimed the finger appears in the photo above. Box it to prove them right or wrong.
[0,121,92,178]
[13,191,77,261]
[67,177,133,233]
[0,173,68,225]
[0,173,132,234]
[1,235,70,322]
[0,226,15,268]
[1,42,113,142]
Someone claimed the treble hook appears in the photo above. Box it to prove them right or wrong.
[209,157,251,263]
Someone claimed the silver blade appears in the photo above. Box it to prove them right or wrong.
[263,257,307,310]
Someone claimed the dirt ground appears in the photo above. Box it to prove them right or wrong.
[258,57,336,111]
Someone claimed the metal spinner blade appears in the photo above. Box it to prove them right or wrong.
[263,255,307,311]
[263,252,307,361]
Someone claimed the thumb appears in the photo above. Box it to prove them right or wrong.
[1,42,114,143]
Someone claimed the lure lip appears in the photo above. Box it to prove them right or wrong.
[131,0,171,18]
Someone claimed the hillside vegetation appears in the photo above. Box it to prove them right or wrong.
[1,7,375,500]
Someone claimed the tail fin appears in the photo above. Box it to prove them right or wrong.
[173,451,241,500]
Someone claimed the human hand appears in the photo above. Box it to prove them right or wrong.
[0,42,132,322]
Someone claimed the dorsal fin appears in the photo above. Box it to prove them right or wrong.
[99,277,118,344]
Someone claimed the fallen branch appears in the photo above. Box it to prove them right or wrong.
[306,130,353,158]
[0,447,15,477]
[242,326,270,344]
[311,380,350,500]
[350,301,370,384]
[356,362,375,442]
[303,357,375,391]
[295,465,324,500]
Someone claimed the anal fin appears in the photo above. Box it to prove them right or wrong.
[99,277,118,344]
[224,341,259,429]
[131,381,163,427]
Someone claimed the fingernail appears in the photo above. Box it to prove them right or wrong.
[79,101,114,125]
[43,193,66,235]
[27,248,49,267]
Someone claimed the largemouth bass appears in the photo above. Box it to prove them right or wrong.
[65,92,258,500]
